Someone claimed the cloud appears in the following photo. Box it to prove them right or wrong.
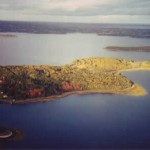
[42,0,101,11]
[0,0,149,24]
[0,0,150,15]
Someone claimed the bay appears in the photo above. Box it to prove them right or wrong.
[0,33,150,65]
[0,32,150,149]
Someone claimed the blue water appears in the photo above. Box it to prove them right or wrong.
[0,71,150,149]
[1,21,150,149]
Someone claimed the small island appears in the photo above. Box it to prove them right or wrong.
[0,34,17,38]
[0,57,150,104]
[105,46,150,52]
[0,126,22,141]
[0,127,13,139]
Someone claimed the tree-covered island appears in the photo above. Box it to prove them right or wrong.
[0,57,150,104]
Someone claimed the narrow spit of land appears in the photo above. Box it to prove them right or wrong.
[105,46,150,52]
[0,57,150,104]
[0,34,17,38]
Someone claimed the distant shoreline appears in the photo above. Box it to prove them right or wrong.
[105,46,150,52]
[0,21,150,38]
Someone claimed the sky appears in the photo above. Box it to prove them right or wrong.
[0,0,150,24]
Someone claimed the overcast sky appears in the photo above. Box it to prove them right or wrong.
[0,0,150,24]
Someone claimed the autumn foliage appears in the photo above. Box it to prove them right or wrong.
[28,88,44,97]
[61,82,81,92]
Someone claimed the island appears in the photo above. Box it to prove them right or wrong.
[0,126,22,141]
[0,127,13,139]
[0,34,17,38]
[105,46,150,52]
[0,57,150,104]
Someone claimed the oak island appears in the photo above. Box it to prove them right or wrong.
[0,57,150,104]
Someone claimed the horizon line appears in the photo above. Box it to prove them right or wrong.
[0,19,150,26]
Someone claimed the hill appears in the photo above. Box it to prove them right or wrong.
[0,57,150,104]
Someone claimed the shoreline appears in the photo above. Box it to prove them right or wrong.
[14,68,150,104]
[0,67,149,105]
[0,83,146,105]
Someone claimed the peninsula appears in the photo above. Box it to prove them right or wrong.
[105,46,150,52]
[0,57,150,104]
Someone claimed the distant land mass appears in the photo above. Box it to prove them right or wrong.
[105,46,150,52]
[1,57,150,104]
[0,34,17,38]
[0,21,150,38]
